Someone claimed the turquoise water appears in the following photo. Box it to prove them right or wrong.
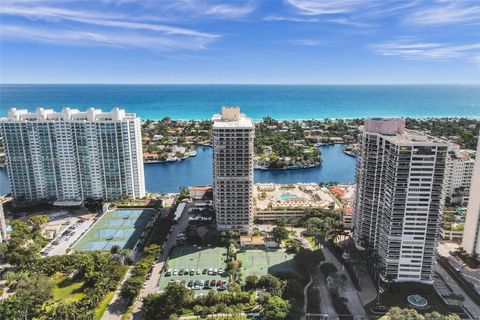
[280,193,300,200]
[1,84,479,120]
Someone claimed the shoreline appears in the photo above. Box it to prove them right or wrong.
[138,115,480,122]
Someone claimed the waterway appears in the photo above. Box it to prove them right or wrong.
[0,144,356,195]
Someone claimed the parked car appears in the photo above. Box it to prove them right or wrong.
[165,269,172,276]
[188,280,193,288]
[194,280,200,289]
[210,279,216,287]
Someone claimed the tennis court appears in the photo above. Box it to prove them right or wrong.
[237,249,297,277]
[73,208,156,251]
[158,245,228,295]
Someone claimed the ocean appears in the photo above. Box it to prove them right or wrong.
[1,84,479,120]
[0,84,478,195]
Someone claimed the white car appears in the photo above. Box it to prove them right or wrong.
[173,269,178,275]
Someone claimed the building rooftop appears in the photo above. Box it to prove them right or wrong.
[1,107,137,122]
[363,118,448,146]
[212,106,254,129]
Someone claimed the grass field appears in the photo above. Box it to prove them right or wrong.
[237,249,297,277]
[159,245,228,295]
[74,208,155,251]
[52,276,86,302]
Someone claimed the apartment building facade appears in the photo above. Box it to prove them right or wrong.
[212,107,254,232]
[443,144,475,206]
[353,118,448,283]
[0,107,145,202]
[462,135,480,255]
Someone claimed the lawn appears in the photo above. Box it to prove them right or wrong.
[94,291,115,320]
[52,276,86,303]
[304,236,318,249]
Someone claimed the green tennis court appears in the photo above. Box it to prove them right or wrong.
[237,249,297,277]
[74,208,156,251]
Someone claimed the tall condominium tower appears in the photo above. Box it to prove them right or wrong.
[212,107,254,232]
[353,118,448,283]
[462,134,480,255]
[0,108,145,202]
[443,144,475,206]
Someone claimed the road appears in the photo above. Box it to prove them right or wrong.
[438,241,480,294]
[312,263,338,317]
[436,264,480,319]
[322,247,366,316]
[129,202,191,320]
[292,228,338,318]
[102,202,190,320]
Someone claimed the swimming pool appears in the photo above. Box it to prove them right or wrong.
[280,193,299,200]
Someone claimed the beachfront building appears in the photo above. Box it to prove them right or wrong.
[0,198,8,242]
[0,108,145,202]
[353,118,448,283]
[443,144,475,206]
[462,135,480,255]
[212,107,254,232]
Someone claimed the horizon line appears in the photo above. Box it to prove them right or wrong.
[1,83,479,86]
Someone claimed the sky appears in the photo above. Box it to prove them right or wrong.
[0,0,480,84]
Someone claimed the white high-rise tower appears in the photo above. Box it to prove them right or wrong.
[353,118,448,283]
[0,107,145,202]
[212,107,254,232]
[462,134,480,255]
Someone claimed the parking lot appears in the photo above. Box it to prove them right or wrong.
[158,245,228,295]
[40,212,97,256]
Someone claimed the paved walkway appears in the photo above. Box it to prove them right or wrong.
[101,267,134,320]
[312,263,337,317]
[322,247,366,316]
[436,264,480,319]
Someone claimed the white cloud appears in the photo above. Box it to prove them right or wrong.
[205,3,255,18]
[405,0,480,25]
[0,5,217,38]
[285,0,367,15]
[288,39,322,46]
[263,15,372,27]
[0,24,214,50]
[163,0,256,19]
[372,38,480,60]
[0,3,219,51]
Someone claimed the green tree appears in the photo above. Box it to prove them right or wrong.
[244,275,258,291]
[257,274,284,297]
[141,283,194,319]
[271,226,289,243]
[320,262,337,277]
[264,296,290,320]
[28,215,49,230]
